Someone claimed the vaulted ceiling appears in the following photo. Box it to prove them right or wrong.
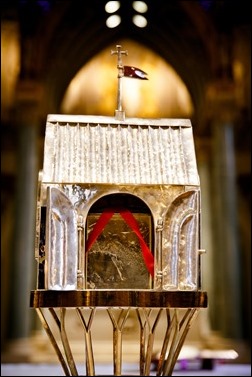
[1,1,250,122]
[1,0,251,178]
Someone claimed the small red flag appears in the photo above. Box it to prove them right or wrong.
[123,66,148,80]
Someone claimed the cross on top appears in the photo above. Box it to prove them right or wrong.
[111,45,128,73]
[111,44,128,119]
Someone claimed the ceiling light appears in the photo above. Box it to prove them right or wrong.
[132,14,147,28]
[105,1,120,13]
[106,15,121,28]
[132,1,148,13]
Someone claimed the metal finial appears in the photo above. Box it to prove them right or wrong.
[111,45,128,121]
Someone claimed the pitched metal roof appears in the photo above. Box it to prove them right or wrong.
[42,114,199,186]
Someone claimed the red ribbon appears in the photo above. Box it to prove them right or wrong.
[86,208,154,277]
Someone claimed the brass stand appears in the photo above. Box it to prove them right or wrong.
[30,290,207,376]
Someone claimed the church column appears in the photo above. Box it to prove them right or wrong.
[195,139,214,340]
[6,0,46,348]
[7,80,43,345]
[206,78,243,340]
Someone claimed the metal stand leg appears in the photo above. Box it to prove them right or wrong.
[36,308,71,376]
[160,308,199,376]
[76,308,96,376]
[136,308,163,376]
[107,308,130,376]
[50,308,78,376]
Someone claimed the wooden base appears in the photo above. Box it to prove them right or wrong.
[30,289,207,309]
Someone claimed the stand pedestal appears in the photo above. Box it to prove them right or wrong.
[30,290,207,376]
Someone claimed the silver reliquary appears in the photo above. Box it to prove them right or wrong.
[35,114,203,292]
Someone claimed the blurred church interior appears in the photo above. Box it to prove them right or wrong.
[1,0,251,373]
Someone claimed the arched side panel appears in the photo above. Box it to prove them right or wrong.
[45,187,78,290]
[178,213,198,289]
[162,190,199,291]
